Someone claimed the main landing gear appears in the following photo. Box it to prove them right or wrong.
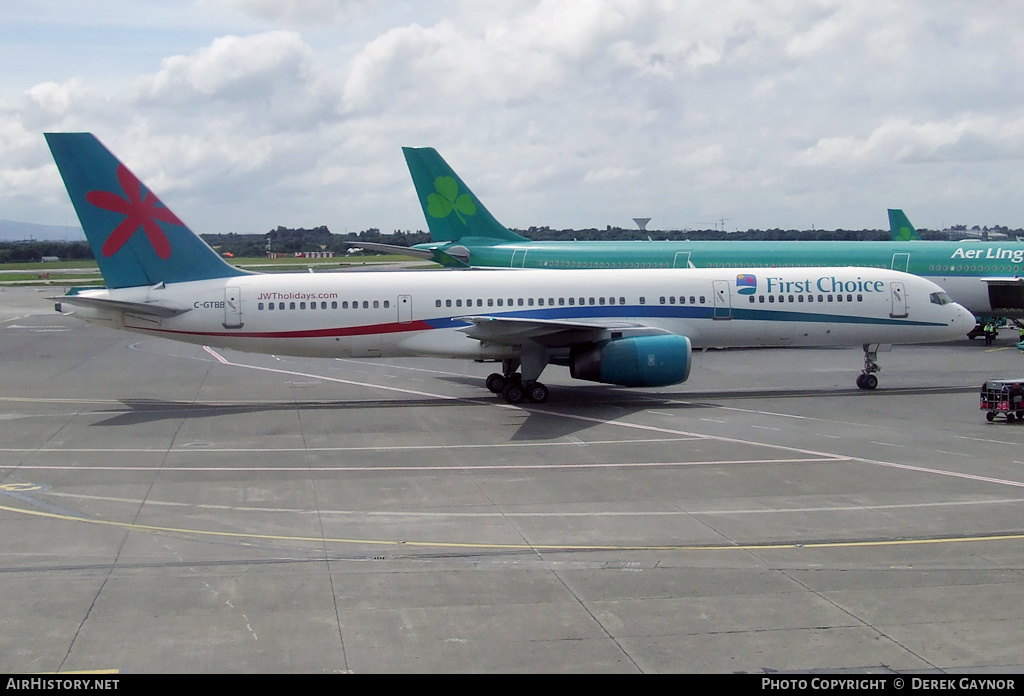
[485,358,549,404]
[855,343,880,390]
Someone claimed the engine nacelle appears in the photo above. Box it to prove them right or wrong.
[569,334,692,387]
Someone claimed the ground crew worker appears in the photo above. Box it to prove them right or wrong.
[985,322,994,345]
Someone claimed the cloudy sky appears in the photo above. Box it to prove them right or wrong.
[2,0,1023,236]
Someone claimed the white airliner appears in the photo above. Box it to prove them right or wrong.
[46,133,973,402]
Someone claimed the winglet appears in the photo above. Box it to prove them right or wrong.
[888,208,921,241]
[402,147,528,244]
[45,132,248,289]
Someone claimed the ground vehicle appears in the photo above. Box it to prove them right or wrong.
[980,379,1024,422]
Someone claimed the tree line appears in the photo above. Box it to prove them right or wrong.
[3,224,1021,263]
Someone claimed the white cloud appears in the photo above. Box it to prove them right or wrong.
[141,31,314,102]
[4,1,1024,233]
[199,0,380,25]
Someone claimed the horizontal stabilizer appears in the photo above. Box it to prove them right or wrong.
[345,241,470,268]
[52,294,191,318]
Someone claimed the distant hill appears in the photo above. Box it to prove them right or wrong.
[0,219,84,242]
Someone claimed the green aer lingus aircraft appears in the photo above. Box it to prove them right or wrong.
[380,147,1024,324]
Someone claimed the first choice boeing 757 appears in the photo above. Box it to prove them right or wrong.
[45,133,972,402]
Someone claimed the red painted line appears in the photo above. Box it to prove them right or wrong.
[144,319,434,340]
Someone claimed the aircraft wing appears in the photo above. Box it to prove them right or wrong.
[979,277,1024,318]
[52,295,191,319]
[454,315,674,348]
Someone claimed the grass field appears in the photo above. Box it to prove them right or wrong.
[0,253,426,286]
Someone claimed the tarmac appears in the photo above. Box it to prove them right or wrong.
[2,285,1024,674]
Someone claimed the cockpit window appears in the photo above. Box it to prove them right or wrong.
[929,292,951,305]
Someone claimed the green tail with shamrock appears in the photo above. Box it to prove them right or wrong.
[402,147,528,244]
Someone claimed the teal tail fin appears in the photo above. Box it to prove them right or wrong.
[402,147,528,243]
[45,133,248,289]
[888,208,921,241]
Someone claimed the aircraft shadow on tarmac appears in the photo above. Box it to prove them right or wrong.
[90,381,978,443]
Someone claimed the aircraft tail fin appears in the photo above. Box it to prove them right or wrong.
[403,147,528,243]
[888,208,921,241]
[45,132,248,289]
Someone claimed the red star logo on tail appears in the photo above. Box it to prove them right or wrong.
[86,165,183,259]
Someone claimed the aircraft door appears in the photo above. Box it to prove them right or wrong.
[673,252,692,268]
[891,253,910,272]
[889,281,908,318]
[223,286,243,329]
[511,249,528,268]
[398,294,412,323]
[712,280,732,319]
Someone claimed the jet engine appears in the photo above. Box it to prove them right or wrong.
[569,334,691,387]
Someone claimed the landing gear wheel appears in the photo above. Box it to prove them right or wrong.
[525,382,548,403]
[986,412,996,422]
[485,373,506,393]
[1008,413,1016,423]
[502,382,525,404]
[862,374,878,390]
[856,374,866,389]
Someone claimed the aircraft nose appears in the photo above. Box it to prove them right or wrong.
[953,303,974,337]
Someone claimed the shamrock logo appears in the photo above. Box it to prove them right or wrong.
[426,176,476,225]
[895,226,914,241]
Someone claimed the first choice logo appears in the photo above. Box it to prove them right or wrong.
[763,276,886,294]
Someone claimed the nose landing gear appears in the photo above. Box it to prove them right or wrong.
[856,343,882,390]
